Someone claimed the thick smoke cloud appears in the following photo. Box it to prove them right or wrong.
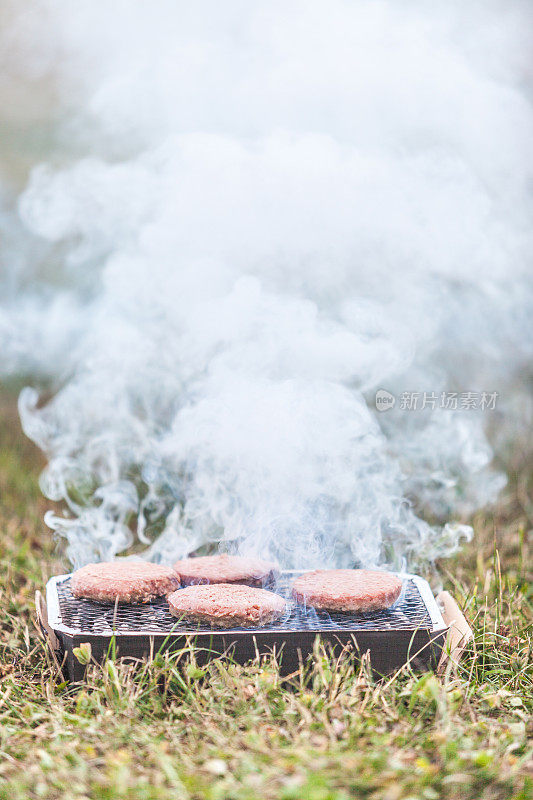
[2,0,532,569]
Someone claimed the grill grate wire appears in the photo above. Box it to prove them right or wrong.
[55,576,433,635]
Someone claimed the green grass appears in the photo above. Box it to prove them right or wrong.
[0,388,531,799]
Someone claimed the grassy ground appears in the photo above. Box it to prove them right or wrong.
[0,388,531,800]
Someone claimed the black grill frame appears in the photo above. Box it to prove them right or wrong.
[45,572,447,681]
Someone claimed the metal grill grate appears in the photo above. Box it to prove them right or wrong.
[55,575,433,635]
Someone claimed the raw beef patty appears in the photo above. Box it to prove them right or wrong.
[173,554,278,587]
[167,583,287,628]
[292,569,403,612]
[70,561,180,603]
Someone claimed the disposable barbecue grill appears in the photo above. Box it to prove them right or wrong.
[36,572,471,681]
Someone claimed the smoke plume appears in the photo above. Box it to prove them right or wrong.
[1,0,532,569]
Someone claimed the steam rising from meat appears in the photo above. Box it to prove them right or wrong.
[2,1,532,569]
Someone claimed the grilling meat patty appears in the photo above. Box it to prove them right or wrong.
[292,569,403,612]
[70,561,180,603]
[172,554,279,587]
[167,583,287,628]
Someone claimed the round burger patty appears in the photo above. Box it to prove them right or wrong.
[172,554,279,587]
[70,561,180,603]
[167,583,287,628]
[292,569,403,612]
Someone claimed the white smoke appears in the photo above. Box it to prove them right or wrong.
[2,0,532,568]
